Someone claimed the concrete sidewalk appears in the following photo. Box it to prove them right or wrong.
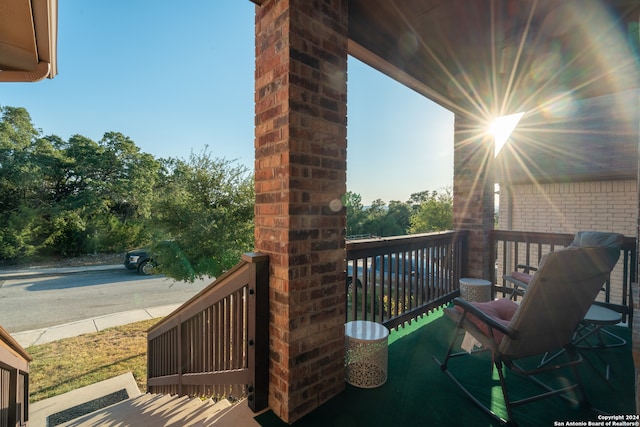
[11,304,180,348]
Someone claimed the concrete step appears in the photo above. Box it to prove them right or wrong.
[56,393,234,426]
[29,372,142,427]
[29,371,265,426]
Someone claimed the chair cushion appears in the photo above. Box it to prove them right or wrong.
[456,298,519,344]
[510,271,532,284]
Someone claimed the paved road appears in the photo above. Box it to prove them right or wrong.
[0,266,211,333]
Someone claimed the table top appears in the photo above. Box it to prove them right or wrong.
[345,320,389,341]
[583,304,622,324]
[459,278,491,286]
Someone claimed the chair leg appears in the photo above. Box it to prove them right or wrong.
[565,346,591,409]
[433,354,513,426]
[436,320,487,369]
[438,327,464,369]
[496,360,516,424]
[434,342,598,426]
[573,324,625,384]
[575,324,626,349]
[433,324,514,426]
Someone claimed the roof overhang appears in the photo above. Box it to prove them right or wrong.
[252,0,640,118]
[348,0,640,117]
[0,0,58,82]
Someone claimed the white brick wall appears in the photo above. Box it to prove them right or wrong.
[498,179,637,308]
[498,180,637,236]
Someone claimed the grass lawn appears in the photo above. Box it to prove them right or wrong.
[27,318,158,402]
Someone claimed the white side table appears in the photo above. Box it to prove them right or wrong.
[344,320,389,388]
[459,278,492,302]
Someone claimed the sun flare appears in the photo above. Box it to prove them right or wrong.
[490,112,524,157]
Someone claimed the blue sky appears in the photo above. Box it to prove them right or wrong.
[0,1,454,205]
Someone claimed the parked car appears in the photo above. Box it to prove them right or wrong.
[124,248,156,275]
[346,253,417,291]
[346,250,452,293]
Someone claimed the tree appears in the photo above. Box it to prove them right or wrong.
[0,107,47,258]
[344,191,367,237]
[40,132,162,255]
[386,200,411,235]
[0,106,257,266]
[408,187,453,233]
[0,105,166,260]
[149,149,255,282]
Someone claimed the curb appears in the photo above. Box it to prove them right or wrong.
[0,264,123,281]
[12,304,181,348]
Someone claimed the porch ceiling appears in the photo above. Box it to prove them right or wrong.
[0,0,58,82]
[348,0,640,118]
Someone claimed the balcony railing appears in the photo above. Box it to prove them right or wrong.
[490,230,636,327]
[1,325,31,427]
[345,230,635,329]
[345,231,469,330]
[146,229,634,421]
[147,252,269,412]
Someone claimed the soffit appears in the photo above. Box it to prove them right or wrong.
[250,1,639,117]
[348,0,640,117]
[0,0,58,82]
[495,89,639,184]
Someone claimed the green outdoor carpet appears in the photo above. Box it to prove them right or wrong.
[255,309,635,427]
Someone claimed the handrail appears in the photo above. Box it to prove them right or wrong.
[0,326,32,364]
[345,230,469,329]
[147,252,269,412]
[490,230,636,327]
[1,325,31,426]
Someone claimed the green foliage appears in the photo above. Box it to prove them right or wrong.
[408,187,453,233]
[345,187,453,238]
[0,206,40,258]
[0,105,452,279]
[0,106,256,280]
[149,149,255,282]
[344,191,366,236]
[0,108,206,267]
[43,210,87,256]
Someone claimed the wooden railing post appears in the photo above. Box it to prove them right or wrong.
[177,321,182,396]
[245,252,269,412]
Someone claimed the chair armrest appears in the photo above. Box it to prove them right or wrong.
[515,264,537,274]
[502,275,529,300]
[502,271,533,289]
[452,297,517,339]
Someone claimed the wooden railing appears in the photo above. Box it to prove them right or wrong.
[345,231,469,330]
[490,230,636,327]
[147,252,269,412]
[1,325,30,427]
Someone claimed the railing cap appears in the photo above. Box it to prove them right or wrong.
[242,252,269,263]
[0,324,32,362]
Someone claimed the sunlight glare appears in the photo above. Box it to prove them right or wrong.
[490,112,524,157]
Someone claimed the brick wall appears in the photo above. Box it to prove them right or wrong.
[254,0,348,423]
[498,180,637,235]
[453,114,495,279]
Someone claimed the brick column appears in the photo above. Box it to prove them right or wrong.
[254,0,348,423]
[452,114,495,279]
